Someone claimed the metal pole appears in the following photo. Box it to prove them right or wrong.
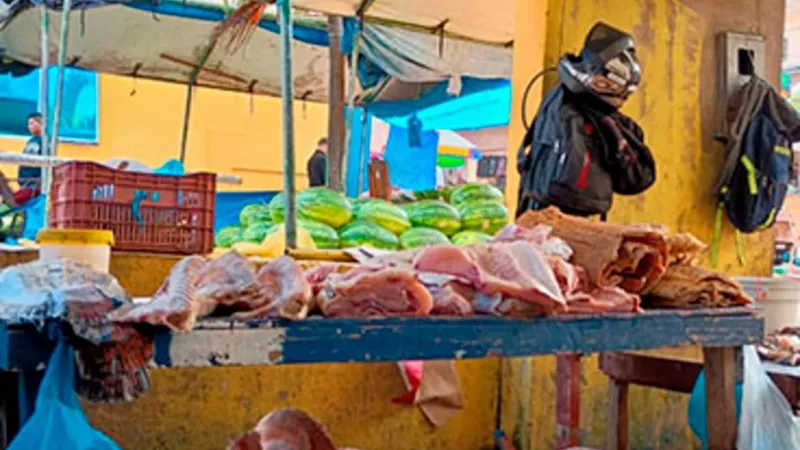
[279,0,297,249]
[179,85,194,163]
[39,5,51,221]
[356,108,368,196]
[51,0,73,159]
[326,16,346,192]
[178,42,216,164]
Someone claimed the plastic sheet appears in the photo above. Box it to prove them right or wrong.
[737,345,800,450]
[8,341,121,450]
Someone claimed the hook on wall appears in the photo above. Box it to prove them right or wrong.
[130,63,143,96]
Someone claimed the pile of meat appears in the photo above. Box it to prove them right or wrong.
[516,207,753,310]
[758,327,800,366]
[110,252,314,331]
[110,207,753,329]
[228,409,365,450]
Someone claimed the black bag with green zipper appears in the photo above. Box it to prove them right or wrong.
[712,75,800,266]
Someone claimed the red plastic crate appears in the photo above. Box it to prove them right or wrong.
[49,161,216,254]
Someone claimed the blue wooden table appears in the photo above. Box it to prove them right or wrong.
[0,308,763,449]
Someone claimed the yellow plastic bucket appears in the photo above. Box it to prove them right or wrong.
[37,229,114,273]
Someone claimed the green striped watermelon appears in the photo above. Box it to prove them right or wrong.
[215,226,244,248]
[450,183,504,207]
[399,227,450,249]
[339,220,399,250]
[405,200,461,236]
[268,193,288,223]
[297,219,339,249]
[350,198,382,217]
[459,200,509,235]
[357,200,411,235]
[297,187,353,228]
[242,222,273,244]
[451,230,493,246]
[239,204,272,228]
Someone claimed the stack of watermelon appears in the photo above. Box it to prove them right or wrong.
[213,183,509,252]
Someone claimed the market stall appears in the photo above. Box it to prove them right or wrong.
[0,0,780,449]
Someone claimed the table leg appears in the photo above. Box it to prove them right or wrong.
[16,370,43,440]
[555,354,581,449]
[0,372,19,449]
[605,378,629,450]
[703,347,737,450]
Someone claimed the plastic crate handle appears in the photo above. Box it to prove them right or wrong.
[131,190,148,228]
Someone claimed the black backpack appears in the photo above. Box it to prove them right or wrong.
[712,76,800,266]
[516,84,655,218]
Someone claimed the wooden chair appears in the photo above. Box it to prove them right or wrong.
[599,351,800,450]
[368,160,391,201]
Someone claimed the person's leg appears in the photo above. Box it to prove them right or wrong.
[0,171,16,206]
[11,188,34,206]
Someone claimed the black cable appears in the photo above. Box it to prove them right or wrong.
[521,66,557,129]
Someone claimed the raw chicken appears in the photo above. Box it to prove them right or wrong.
[467,241,566,314]
[233,256,313,321]
[195,251,269,311]
[304,264,356,298]
[227,410,337,450]
[109,255,208,332]
[428,283,475,316]
[494,223,573,260]
[318,266,433,318]
[410,242,566,315]
[412,245,484,287]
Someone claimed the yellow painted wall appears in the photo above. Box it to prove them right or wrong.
[504,0,783,448]
[0,74,329,192]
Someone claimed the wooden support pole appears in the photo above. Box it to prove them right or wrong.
[51,0,73,160]
[703,347,737,450]
[605,378,629,450]
[278,0,297,248]
[555,354,581,449]
[327,16,346,191]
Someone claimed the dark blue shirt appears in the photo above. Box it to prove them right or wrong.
[18,136,42,189]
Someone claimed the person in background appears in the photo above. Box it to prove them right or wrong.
[306,137,328,187]
[13,113,43,205]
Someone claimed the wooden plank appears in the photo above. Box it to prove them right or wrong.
[703,347,737,450]
[555,354,581,449]
[605,378,629,450]
[1,310,763,371]
[599,352,701,393]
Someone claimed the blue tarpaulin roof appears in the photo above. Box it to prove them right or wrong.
[365,78,511,131]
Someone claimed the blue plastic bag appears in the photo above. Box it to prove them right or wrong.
[9,342,121,450]
[687,368,743,449]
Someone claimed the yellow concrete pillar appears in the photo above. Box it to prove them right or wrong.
[504,0,549,212]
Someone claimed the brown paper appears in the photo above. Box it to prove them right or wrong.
[414,360,464,427]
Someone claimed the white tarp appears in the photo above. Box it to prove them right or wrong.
[0,5,331,101]
[360,22,512,83]
[294,0,515,44]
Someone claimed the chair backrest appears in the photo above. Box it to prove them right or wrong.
[368,160,391,201]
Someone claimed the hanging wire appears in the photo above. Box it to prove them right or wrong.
[521,67,557,128]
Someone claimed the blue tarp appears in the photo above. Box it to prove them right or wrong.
[365,78,510,131]
[214,191,279,232]
[345,108,373,197]
[383,125,438,191]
